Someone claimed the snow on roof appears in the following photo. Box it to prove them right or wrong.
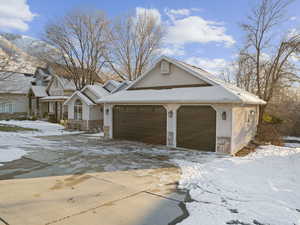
[97,86,265,104]
[82,84,109,99]
[103,79,121,92]
[100,56,266,105]
[0,72,34,94]
[30,86,48,97]
[111,80,132,93]
[40,96,69,101]
[64,91,95,106]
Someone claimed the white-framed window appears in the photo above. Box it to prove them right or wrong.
[74,99,83,120]
[0,103,14,113]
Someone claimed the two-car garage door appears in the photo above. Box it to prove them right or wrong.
[113,105,216,151]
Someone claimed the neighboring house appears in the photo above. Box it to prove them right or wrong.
[28,67,52,118]
[0,72,34,119]
[64,84,109,131]
[98,56,266,155]
[39,74,76,122]
[31,67,52,86]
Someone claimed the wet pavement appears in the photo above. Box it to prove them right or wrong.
[0,133,221,180]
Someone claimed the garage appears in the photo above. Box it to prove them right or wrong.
[177,106,216,151]
[113,105,167,145]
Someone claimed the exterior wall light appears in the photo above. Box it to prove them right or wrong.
[168,110,173,118]
[222,111,227,120]
[106,108,109,115]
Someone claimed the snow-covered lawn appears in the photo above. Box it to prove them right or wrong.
[176,145,300,225]
[0,120,80,164]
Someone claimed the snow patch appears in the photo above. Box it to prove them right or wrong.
[177,145,300,225]
[0,120,81,165]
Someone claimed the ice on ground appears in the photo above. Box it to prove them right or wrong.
[0,120,81,136]
[0,148,26,163]
[0,120,80,164]
[83,132,104,139]
[176,145,300,225]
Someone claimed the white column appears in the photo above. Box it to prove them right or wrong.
[165,104,180,148]
[103,104,113,138]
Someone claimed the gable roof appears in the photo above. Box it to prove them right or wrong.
[82,84,109,99]
[29,86,48,97]
[0,72,34,94]
[64,91,95,106]
[46,74,76,92]
[103,80,122,92]
[98,56,266,105]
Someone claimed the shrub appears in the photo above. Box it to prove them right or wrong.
[256,123,283,146]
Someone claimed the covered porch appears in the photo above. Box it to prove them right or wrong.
[40,96,69,122]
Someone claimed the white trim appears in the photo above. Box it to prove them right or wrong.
[64,91,95,106]
[126,56,219,90]
[123,56,266,105]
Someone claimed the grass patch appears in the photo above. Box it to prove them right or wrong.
[0,124,39,132]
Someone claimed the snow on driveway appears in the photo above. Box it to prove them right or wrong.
[176,145,300,225]
[0,120,79,164]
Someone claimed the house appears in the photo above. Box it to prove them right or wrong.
[0,72,34,119]
[98,56,266,155]
[28,67,52,118]
[39,74,76,122]
[64,84,109,131]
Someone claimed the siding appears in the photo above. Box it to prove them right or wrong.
[0,94,28,113]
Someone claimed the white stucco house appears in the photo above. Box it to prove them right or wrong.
[64,84,109,131]
[98,56,266,155]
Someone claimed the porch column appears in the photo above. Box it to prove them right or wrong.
[28,94,32,116]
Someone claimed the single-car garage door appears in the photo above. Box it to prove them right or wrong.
[113,105,167,145]
[177,106,216,151]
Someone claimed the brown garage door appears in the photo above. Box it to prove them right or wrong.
[113,105,167,145]
[177,106,216,151]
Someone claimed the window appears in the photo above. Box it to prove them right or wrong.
[161,61,170,74]
[74,99,82,120]
[0,103,14,113]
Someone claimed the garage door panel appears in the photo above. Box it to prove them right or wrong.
[177,106,216,151]
[113,105,166,145]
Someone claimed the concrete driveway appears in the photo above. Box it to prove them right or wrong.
[0,168,188,225]
[0,133,220,180]
[0,128,222,225]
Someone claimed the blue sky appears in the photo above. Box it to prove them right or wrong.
[1,0,300,74]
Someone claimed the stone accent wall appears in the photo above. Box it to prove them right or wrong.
[216,137,231,154]
[66,119,103,131]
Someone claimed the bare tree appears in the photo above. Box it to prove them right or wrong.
[236,0,300,125]
[106,11,164,81]
[42,10,110,90]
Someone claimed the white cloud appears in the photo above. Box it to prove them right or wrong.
[165,15,235,48]
[136,7,161,25]
[165,8,191,17]
[185,57,229,74]
[287,28,300,39]
[136,7,235,57]
[159,44,185,56]
[0,0,36,31]
[290,16,297,21]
